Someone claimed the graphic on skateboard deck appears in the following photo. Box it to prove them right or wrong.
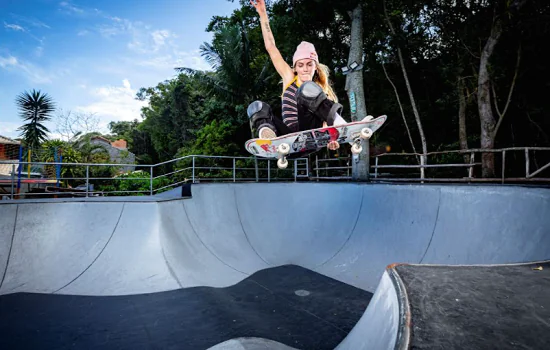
[245,115,387,169]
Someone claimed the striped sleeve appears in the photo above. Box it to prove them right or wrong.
[282,84,299,132]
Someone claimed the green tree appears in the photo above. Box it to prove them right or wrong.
[16,89,56,150]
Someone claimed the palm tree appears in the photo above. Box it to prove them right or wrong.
[175,22,274,119]
[16,89,56,150]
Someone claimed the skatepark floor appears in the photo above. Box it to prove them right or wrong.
[0,182,549,349]
[394,261,550,350]
[0,265,372,350]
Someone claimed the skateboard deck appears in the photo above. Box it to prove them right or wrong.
[245,115,387,164]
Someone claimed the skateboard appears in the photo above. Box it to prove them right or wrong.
[245,115,387,169]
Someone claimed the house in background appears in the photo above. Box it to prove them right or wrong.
[0,135,20,178]
[90,136,136,173]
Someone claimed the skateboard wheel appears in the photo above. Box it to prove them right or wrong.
[277,158,288,169]
[351,143,362,154]
[360,127,373,139]
[277,143,290,155]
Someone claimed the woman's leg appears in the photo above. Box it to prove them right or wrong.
[247,101,292,138]
[296,81,344,130]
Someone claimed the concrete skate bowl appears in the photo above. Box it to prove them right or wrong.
[0,183,549,349]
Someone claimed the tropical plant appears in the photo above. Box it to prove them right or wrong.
[176,22,274,121]
[16,89,56,150]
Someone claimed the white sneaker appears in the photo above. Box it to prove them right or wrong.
[259,127,276,139]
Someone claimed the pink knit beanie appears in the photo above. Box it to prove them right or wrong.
[292,41,319,66]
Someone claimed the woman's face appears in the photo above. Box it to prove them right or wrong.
[294,59,317,82]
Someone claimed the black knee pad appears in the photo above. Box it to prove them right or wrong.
[247,101,276,134]
[297,82,343,126]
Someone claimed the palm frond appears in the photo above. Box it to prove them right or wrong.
[200,42,222,70]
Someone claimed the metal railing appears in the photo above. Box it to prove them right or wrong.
[0,154,309,200]
[311,147,550,183]
[1,146,548,201]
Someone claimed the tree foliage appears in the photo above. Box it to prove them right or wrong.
[16,89,56,150]
[73,0,550,178]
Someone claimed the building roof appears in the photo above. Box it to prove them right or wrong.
[0,135,20,145]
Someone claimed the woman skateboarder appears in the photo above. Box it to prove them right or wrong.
[248,0,353,150]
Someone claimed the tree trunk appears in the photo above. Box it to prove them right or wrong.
[458,77,470,165]
[477,0,526,178]
[477,20,501,178]
[345,4,367,122]
[383,0,428,178]
[345,3,369,181]
[382,61,418,160]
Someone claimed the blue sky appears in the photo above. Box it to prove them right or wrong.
[0,0,240,139]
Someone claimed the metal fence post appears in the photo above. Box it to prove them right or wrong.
[267,160,270,182]
[150,166,154,196]
[366,141,370,181]
[255,157,259,182]
[192,156,195,183]
[294,159,297,182]
[501,150,506,184]
[233,158,236,182]
[315,155,319,181]
[420,154,426,180]
[525,148,530,177]
[86,165,89,198]
[469,152,475,178]
[375,157,379,178]
[10,164,15,200]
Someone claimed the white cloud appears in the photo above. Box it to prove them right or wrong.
[3,21,44,43]
[0,55,56,84]
[9,14,50,29]
[77,29,89,36]
[35,46,44,57]
[4,22,25,32]
[135,50,211,72]
[151,29,173,51]
[59,1,84,14]
[75,79,148,131]
[0,55,18,68]
[0,122,21,139]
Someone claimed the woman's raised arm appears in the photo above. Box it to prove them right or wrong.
[250,0,294,85]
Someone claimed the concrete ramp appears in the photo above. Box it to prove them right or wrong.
[0,183,549,349]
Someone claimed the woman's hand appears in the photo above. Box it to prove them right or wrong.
[250,0,267,15]
[327,141,340,151]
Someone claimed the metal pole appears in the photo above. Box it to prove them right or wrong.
[366,141,370,181]
[254,157,259,182]
[469,152,475,178]
[501,150,506,184]
[10,164,15,200]
[525,148,530,178]
[316,155,319,181]
[375,157,379,178]
[192,156,195,183]
[420,153,425,180]
[294,159,297,182]
[86,165,89,198]
[233,158,236,182]
[267,160,270,182]
[150,166,153,196]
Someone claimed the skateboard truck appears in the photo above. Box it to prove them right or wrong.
[350,127,373,154]
[277,143,290,169]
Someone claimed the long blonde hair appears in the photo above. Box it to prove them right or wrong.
[313,63,338,103]
[286,62,339,103]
